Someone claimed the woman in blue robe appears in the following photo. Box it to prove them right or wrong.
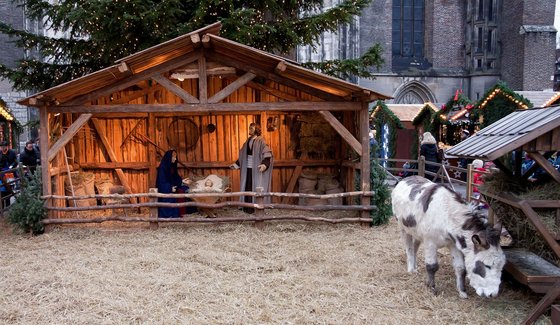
[156,150,195,218]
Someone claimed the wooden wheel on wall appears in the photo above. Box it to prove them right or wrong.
[167,118,199,151]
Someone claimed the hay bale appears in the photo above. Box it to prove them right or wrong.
[298,172,317,193]
[326,187,344,205]
[65,172,96,207]
[484,172,560,265]
[95,177,114,205]
[317,174,339,193]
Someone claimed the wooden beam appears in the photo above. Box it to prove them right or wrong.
[118,62,131,76]
[62,52,202,106]
[48,101,362,114]
[108,84,162,105]
[243,80,299,101]
[78,159,340,170]
[80,162,150,170]
[202,34,211,48]
[90,118,135,202]
[190,33,201,48]
[148,112,157,188]
[208,72,256,103]
[206,52,345,102]
[198,55,208,104]
[275,61,287,74]
[151,74,199,103]
[528,152,560,184]
[29,98,44,106]
[40,107,50,205]
[93,113,148,119]
[360,103,371,220]
[318,110,362,156]
[48,113,92,162]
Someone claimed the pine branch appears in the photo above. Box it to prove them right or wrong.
[2,0,380,91]
[301,44,384,80]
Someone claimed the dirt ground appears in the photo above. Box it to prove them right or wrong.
[0,210,551,324]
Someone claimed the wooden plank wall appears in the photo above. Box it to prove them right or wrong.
[55,77,353,203]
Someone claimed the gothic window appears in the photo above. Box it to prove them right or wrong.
[393,81,436,104]
[392,0,424,59]
[399,91,424,104]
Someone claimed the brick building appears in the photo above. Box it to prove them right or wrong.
[300,0,557,104]
[0,1,41,148]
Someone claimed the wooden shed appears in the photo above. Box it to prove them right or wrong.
[370,102,423,160]
[475,82,531,128]
[18,22,390,218]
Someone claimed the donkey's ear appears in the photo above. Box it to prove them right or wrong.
[493,222,502,232]
[472,234,489,250]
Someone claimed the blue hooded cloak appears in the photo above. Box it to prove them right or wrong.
[156,150,184,218]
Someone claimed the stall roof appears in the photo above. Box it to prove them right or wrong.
[383,104,424,122]
[19,22,390,107]
[411,102,440,124]
[516,91,560,107]
[446,106,560,160]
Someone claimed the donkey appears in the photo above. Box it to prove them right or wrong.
[391,176,505,298]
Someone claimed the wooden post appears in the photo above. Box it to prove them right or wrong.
[149,188,158,229]
[466,163,474,202]
[360,103,371,221]
[254,186,265,229]
[147,113,157,188]
[39,107,51,219]
[418,156,425,177]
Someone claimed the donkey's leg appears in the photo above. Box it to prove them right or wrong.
[424,242,439,294]
[450,245,468,298]
[402,229,418,273]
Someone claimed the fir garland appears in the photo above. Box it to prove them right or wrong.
[411,104,436,157]
[370,100,404,165]
[432,90,475,145]
[473,80,532,128]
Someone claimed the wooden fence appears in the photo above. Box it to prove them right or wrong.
[2,156,488,227]
[39,189,376,226]
[380,156,487,203]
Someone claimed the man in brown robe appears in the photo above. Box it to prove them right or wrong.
[230,123,273,213]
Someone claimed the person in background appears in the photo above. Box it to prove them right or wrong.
[369,129,380,158]
[472,159,486,192]
[420,132,441,181]
[155,150,196,218]
[0,141,17,170]
[19,140,39,174]
[230,123,273,213]
[0,141,16,209]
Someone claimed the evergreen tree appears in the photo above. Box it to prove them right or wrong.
[0,0,382,92]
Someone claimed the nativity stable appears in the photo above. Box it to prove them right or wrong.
[18,22,390,219]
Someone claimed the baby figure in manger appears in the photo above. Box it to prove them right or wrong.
[188,174,227,193]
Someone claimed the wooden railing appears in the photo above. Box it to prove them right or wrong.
[379,157,486,203]
[40,189,377,225]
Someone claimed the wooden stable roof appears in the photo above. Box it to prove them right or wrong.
[446,106,560,160]
[19,22,390,107]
